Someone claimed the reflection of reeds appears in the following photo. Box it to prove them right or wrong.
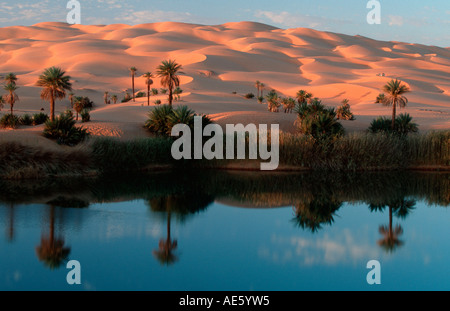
[1,170,449,208]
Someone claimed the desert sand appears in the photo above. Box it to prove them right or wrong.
[0,21,449,142]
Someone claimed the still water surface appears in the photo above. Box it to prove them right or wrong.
[0,171,449,291]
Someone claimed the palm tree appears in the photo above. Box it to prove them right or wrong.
[104,91,109,104]
[36,67,72,121]
[111,94,118,104]
[156,59,183,107]
[375,93,385,104]
[173,87,183,101]
[3,83,19,115]
[255,80,261,98]
[4,72,17,85]
[260,83,265,97]
[129,67,137,102]
[381,79,410,130]
[296,90,308,104]
[143,72,154,106]
[73,96,84,120]
[68,92,74,108]
[266,89,279,112]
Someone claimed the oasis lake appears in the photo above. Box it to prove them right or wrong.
[0,170,449,291]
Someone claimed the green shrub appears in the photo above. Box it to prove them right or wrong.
[20,114,33,126]
[144,105,173,136]
[154,99,162,105]
[122,93,132,103]
[368,116,391,134]
[0,113,20,129]
[136,91,146,98]
[144,105,213,137]
[43,112,89,146]
[336,100,355,120]
[32,112,49,125]
[294,102,344,139]
[369,114,418,135]
[244,93,255,99]
[81,109,90,123]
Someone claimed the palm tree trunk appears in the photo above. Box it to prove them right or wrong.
[392,101,396,130]
[147,84,150,106]
[132,74,135,102]
[168,88,173,107]
[50,92,55,121]
[9,90,13,116]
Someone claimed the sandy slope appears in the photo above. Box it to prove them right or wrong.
[0,21,449,142]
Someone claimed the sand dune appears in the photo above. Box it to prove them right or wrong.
[0,21,449,141]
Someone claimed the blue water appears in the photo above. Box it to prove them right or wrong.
[1,196,449,291]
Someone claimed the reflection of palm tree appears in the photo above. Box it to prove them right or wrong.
[152,210,178,265]
[35,205,70,269]
[377,206,404,253]
[292,197,342,233]
[369,197,415,253]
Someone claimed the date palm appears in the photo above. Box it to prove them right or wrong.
[260,83,265,97]
[4,72,17,85]
[255,80,261,98]
[130,67,137,102]
[104,91,109,104]
[4,83,19,115]
[73,96,84,120]
[111,94,118,104]
[381,79,410,130]
[375,93,385,104]
[68,92,74,108]
[156,60,183,107]
[143,72,154,106]
[36,67,72,121]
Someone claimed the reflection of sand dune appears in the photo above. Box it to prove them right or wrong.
[0,20,449,141]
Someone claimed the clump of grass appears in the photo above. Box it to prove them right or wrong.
[43,112,90,146]
[136,91,146,98]
[20,114,33,126]
[244,93,255,99]
[0,113,20,129]
[32,112,49,125]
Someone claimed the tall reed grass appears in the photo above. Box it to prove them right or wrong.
[0,130,448,179]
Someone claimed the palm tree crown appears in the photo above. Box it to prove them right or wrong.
[381,79,410,130]
[36,67,72,121]
[156,60,183,107]
[4,73,18,85]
